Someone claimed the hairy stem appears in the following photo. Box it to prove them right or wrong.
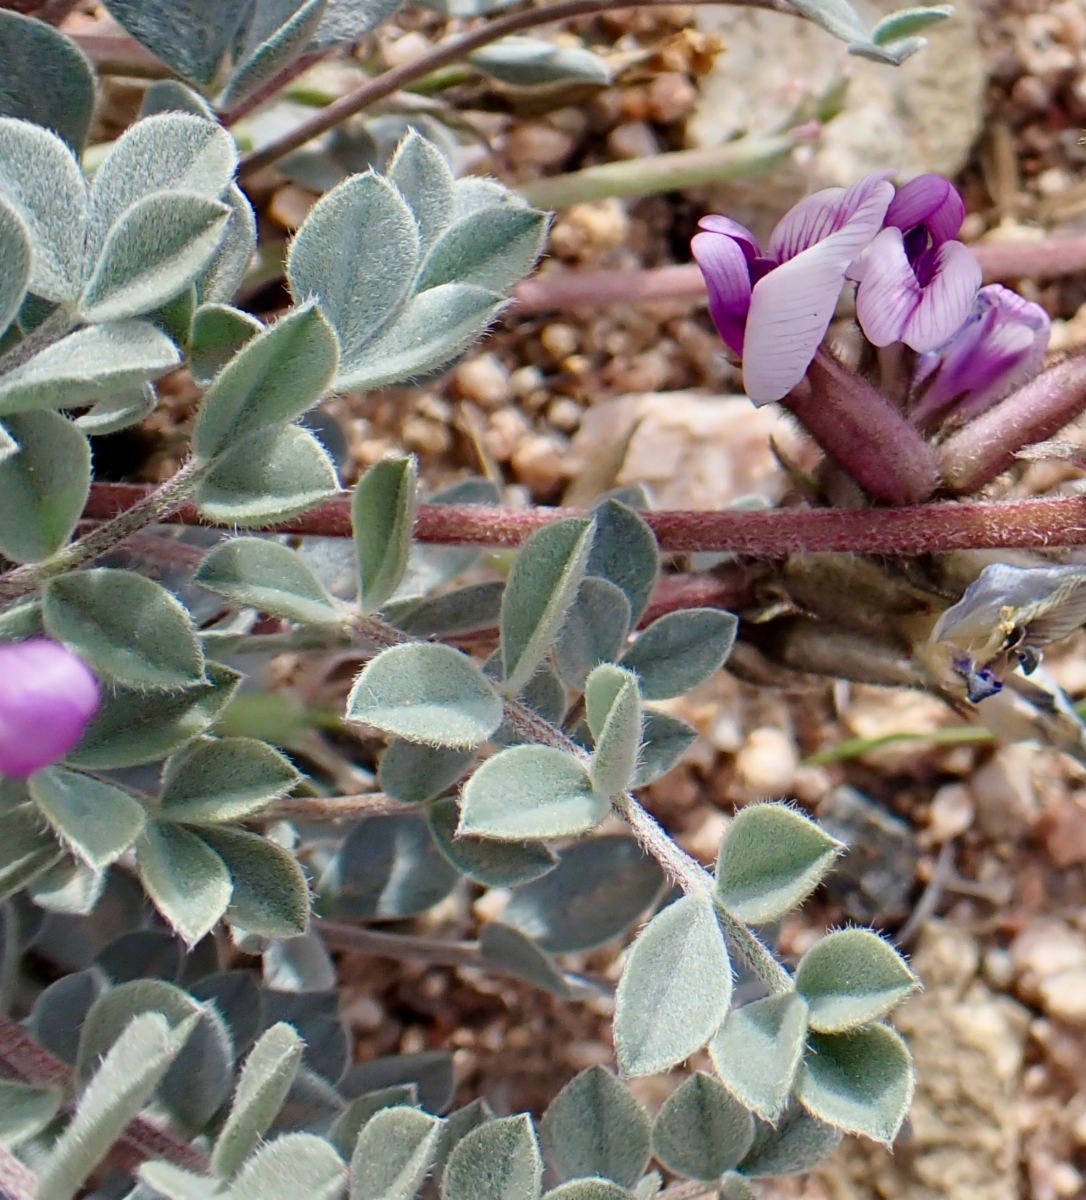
[0,459,210,604]
[269,791,411,820]
[83,481,1086,557]
[939,352,1086,494]
[237,0,799,178]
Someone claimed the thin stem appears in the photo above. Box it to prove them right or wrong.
[219,49,332,126]
[516,133,798,209]
[317,919,484,968]
[80,481,1086,556]
[510,236,1086,314]
[0,1146,37,1200]
[269,791,412,820]
[0,459,210,604]
[237,0,800,178]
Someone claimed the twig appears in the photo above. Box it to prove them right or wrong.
[510,236,1086,314]
[0,459,211,604]
[317,920,484,968]
[268,791,412,820]
[0,1015,209,1176]
[894,839,955,950]
[516,133,799,209]
[80,482,1086,558]
[237,0,800,178]
[218,49,332,126]
[0,1146,36,1200]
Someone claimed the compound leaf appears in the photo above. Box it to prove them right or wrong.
[353,455,417,613]
[29,767,146,870]
[620,609,737,701]
[160,736,300,824]
[443,1115,542,1200]
[136,820,232,946]
[195,537,340,626]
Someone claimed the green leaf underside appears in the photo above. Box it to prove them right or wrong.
[160,736,300,823]
[379,740,475,805]
[347,642,503,748]
[136,821,232,946]
[353,456,417,613]
[614,894,733,1077]
[459,745,608,840]
[428,797,557,887]
[620,609,737,701]
[350,1105,440,1200]
[198,826,310,938]
[478,922,571,996]
[443,1115,542,1200]
[794,1025,914,1144]
[28,768,146,870]
[43,569,205,691]
[716,803,841,925]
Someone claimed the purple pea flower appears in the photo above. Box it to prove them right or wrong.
[691,172,895,404]
[853,174,982,353]
[0,639,99,777]
[911,284,1051,424]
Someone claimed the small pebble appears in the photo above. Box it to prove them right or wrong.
[607,120,661,160]
[541,323,580,359]
[455,353,512,407]
[549,199,628,261]
[734,727,797,796]
[510,365,546,398]
[383,31,432,68]
[1040,968,1086,1023]
[511,434,568,495]
[983,947,1016,991]
[547,397,583,432]
[400,415,451,456]
[484,408,531,462]
[920,782,975,846]
[504,121,575,169]
[646,72,697,123]
[1011,73,1051,113]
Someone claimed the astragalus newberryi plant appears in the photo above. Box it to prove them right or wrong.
[0,0,1061,1197]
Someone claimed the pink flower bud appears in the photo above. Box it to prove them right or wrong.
[0,639,100,777]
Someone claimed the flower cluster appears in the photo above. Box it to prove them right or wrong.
[693,173,1051,421]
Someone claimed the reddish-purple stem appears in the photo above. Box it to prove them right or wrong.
[218,49,332,126]
[79,482,1086,556]
[0,1146,36,1200]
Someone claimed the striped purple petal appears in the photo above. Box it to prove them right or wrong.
[856,230,981,353]
[913,284,1051,422]
[742,178,894,404]
[697,215,761,262]
[885,174,965,245]
[767,172,895,264]
[692,229,754,356]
